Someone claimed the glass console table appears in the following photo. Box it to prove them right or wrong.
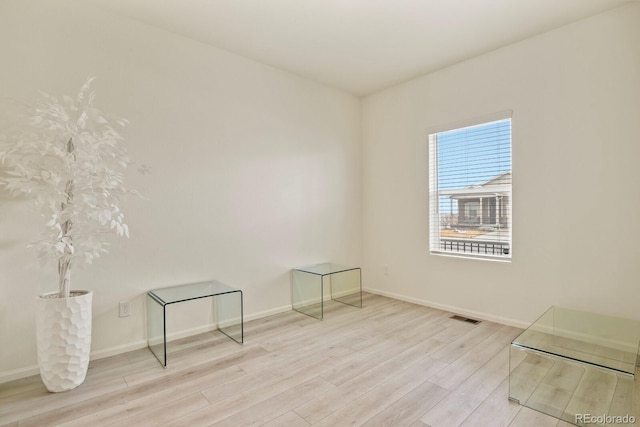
[292,263,362,320]
[509,306,640,426]
[146,281,243,367]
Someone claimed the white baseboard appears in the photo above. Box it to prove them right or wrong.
[0,295,526,385]
[0,304,294,385]
[245,304,292,322]
[0,366,41,384]
[92,340,149,360]
[3,295,528,385]
[363,287,530,329]
[521,322,638,354]
[93,304,293,357]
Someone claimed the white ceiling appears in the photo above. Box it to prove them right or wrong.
[88,0,634,96]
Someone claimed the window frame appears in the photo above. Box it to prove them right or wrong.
[428,112,513,261]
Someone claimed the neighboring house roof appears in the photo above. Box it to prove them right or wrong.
[443,171,511,199]
[478,171,511,187]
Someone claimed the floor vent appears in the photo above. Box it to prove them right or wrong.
[451,315,480,325]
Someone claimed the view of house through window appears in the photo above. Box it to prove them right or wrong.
[428,117,512,259]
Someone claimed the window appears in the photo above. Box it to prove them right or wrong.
[428,117,512,259]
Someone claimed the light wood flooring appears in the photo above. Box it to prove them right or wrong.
[0,293,635,426]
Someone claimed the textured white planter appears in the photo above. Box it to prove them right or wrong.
[36,290,93,392]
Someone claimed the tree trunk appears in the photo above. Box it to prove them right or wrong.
[58,258,71,298]
[58,137,75,298]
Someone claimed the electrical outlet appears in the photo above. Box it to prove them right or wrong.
[119,300,131,317]
[384,265,390,276]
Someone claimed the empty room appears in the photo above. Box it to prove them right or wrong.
[1,0,639,426]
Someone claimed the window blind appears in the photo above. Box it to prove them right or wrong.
[428,118,512,259]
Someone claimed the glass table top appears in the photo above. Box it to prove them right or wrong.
[148,280,240,305]
[512,306,640,375]
[293,263,360,276]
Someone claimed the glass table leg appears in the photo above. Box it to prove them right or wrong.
[331,268,362,308]
[215,291,244,344]
[146,293,166,367]
[292,270,323,319]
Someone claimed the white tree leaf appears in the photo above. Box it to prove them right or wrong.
[0,76,143,296]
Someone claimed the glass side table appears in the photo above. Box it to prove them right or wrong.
[509,306,640,426]
[147,281,243,367]
[291,263,362,320]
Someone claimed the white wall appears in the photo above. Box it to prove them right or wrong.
[362,3,640,327]
[3,0,638,385]
[0,0,361,381]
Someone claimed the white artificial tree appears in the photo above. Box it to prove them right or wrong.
[0,77,141,298]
